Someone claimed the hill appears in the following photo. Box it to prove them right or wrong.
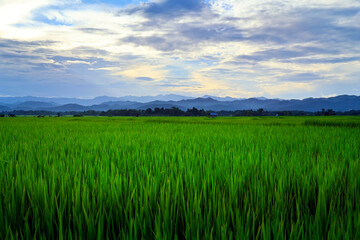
[0,95,359,112]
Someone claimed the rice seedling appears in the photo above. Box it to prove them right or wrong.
[0,116,359,239]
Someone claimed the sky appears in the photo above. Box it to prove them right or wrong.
[0,0,360,99]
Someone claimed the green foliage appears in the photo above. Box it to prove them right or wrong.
[0,116,360,239]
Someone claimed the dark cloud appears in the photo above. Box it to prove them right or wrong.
[0,39,59,65]
[278,73,324,82]
[251,7,360,45]
[0,39,57,48]
[236,46,339,63]
[293,56,360,64]
[0,53,42,60]
[223,60,257,66]
[256,21,360,45]
[146,0,204,14]
[0,40,112,75]
[121,23,245,51]
[126,0,206,18]
[33,48,58,55]
[122,36,185,51]
[121,5,360,55]
[246,34,286,44]
[31,62,65,71]
[179,24,244,41]
[52,56,90,62]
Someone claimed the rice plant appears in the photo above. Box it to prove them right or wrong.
[0,116,359,239]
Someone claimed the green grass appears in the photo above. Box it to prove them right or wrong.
[0,116,360,239]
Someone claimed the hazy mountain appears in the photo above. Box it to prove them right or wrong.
[10,101,59,110]
[110,94,194,103]
[0,96,83,105]
[202,95,241,101]
[0,94,194,106]
[254,97,268,100]
[0,105,10,111]
[88,95,360,112]
[47,104,90,112]
[138,103,185,110]
[1,95,359,112]
[89,101,142,111]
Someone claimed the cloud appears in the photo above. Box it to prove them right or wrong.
[277,73,324,82]
[65,60,93,65]
[77,27,114,34]
[248,7,360,45]
[121,36,184,52]
[0,0,360,98]
[70,46,110,57]
[113,65,168,81]
[127,0,206,18]
[0,0,53,28]
[236,46,340,63]
[293,56,360,64]
[0,39,57,49]
[136,77,154,81]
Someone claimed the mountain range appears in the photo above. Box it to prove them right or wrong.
[0,95,359,112]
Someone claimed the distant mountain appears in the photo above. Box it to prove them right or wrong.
[10,101,59,110]
[48,104,90,112]
[0,105,10,111]
[0,95,359,112]
[0,96,83,105]
[90,101,142,111]
[110,94,194,103]
[254,97,268,100]
[202,95,241,101]
[0,94,194,106]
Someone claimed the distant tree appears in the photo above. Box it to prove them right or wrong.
[145,108,153,115]
[257,108,264,116]
[82,110,98,116]
[186,107,205,116]
[154,108,161,115]
[245,110,254,116]
[327,109,336,115]
[170,107,183,116]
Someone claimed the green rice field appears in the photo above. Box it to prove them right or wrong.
[1,116,360,239]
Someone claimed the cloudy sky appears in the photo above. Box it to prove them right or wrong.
[0,0,360,99]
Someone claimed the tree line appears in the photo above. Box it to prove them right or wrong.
[1,107,360,117]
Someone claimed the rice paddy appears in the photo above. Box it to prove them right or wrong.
[0,116,360,239]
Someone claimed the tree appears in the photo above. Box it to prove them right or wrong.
[257,108,264,116]
[145,108,152,115]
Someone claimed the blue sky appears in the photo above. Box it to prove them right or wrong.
[0,0,360,98]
